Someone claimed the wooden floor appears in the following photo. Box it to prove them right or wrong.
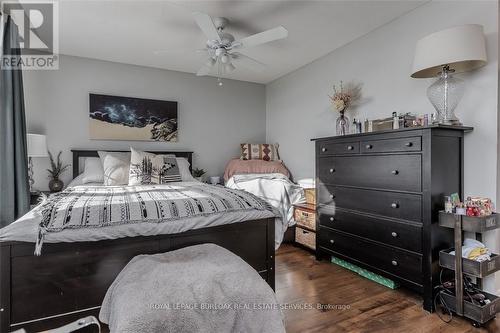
[276,244,500,333]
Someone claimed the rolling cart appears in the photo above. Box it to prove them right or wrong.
[438,212,500,327]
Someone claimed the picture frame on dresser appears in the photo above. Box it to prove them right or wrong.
[312,124,473,312]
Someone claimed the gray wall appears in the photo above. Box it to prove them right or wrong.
[266,0,499,293]
[24,55,266,188]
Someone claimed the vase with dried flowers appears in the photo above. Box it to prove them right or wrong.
[47,151,69,192]
[329,81,362,135]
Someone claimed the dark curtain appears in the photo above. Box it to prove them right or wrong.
[0,16,30,228]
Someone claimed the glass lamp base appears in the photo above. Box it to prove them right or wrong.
[427,68,465,126]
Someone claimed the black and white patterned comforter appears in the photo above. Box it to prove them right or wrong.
[34,183,274,255]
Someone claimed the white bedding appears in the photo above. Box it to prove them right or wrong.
[0,182,276,245]
[225,173,305,247]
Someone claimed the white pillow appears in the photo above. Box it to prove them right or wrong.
[67,174,85,188]
[176,157,195,182]
[82,157,104,184]
[98,151,131,186]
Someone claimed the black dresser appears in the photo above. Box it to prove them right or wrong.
[312,125,472,311]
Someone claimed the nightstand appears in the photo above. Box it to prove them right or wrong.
[30,191,50,208]
[293,203,316,251]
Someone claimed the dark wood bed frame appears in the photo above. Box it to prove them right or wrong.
[0,150,275,332]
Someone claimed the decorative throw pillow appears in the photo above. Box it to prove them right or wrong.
[240,143,280,161]
[129,148,182,185]
[81,157,104,184]
[98,151,131,186]
[176,157,195,182]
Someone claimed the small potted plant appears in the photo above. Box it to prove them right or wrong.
[192,168,206,182]
[47,151,69,192]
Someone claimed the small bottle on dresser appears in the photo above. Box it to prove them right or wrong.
[351,118,357,134]
[392,112,399,130]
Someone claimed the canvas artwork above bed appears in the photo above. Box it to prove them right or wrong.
[89,94,178,142]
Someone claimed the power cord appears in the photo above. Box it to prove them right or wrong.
[434,269,453,323]
[434,270,489,324]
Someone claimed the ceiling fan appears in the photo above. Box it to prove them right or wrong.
[156,12,288,85]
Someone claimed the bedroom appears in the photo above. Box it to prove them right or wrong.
[0,0,499,332]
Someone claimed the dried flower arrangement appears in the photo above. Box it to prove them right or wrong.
[329,81,362,114]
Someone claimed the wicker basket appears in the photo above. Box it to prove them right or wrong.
[295,227,316,250]
[294,207,316,231]
[304,188,316,205]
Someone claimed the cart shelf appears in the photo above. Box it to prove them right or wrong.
[439,212,499,232]
[439,249,500,278]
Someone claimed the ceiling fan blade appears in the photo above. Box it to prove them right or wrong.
[154,49,207,55]
[196,59,215,76]
[236,26,288,49]
[231,52,266,71]
[192,12,221,42]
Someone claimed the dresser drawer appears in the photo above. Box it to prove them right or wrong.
[323,186,422,222]
[318,155,422,192]
[318,141,359,155]
[361,136,422,153]
[318,228,422,284]
[318,209,422,253]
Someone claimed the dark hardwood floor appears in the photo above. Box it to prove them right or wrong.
[276,244,500,333]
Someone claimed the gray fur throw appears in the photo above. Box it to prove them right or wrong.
[99,244,285,333]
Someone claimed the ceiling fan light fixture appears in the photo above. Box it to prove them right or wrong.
[220,54,230,64]
[215,48,225,57]
[224,62,236,73]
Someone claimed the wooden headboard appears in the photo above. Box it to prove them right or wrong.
[71,149,193,179]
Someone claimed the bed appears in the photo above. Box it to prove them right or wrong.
[224,158,305,247]
[0,150,276,333]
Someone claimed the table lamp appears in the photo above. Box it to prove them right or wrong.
[411,24,487,125]
[27,134,48,192]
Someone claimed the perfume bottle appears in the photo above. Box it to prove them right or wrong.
[351,118,357,134]
[392,112,399,130]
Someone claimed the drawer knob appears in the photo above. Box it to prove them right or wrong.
[391,203,399,209]
[329,239,335,244]
[0,308,3,312]
[391,170,399,175]
[321,147,327,152]
[329,216,334,222]
[405,142,413,147]
[329,194,335,200]
[347,145,354,150]
[365,144,373,149]
[302,230,309,234]
[391,232,398,237]
[329,168,335,173]
[391,260,398,266]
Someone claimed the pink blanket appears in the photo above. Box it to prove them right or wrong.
[224,159,290,182]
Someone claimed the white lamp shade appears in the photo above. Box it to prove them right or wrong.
[411,24,487,78]
[27,134,48,157]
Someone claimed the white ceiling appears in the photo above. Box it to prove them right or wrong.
[54,0,426,84]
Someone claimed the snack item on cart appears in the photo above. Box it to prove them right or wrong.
[465,197,494,217]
